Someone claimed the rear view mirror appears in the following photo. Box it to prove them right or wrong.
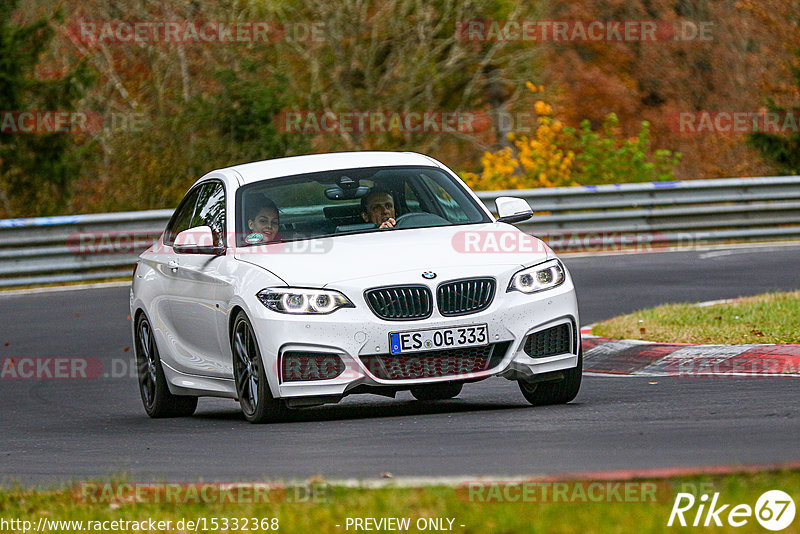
[173,226,224,255]
[495,197,533,224]
[324,185,371,200]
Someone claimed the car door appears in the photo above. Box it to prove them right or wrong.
[159,180,231,378]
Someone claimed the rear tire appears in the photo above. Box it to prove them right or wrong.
[518,347,582,406]
[410,382,463,401]
[134,314,198,418]
[231,312,288,423]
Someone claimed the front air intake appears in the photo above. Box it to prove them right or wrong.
[524,324,572,358]
[360,341,510,380]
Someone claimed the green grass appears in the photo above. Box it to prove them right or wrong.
[592,291,800,344]
[1,471,799,533]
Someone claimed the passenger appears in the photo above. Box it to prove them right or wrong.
[361,190,396,229]
[246,196,281,243]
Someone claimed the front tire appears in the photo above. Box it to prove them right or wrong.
[518,347,582,406]
[232,312,288,423]
[134,314,198,418]
[410,382,463,400]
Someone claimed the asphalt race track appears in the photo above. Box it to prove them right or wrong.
[1,244,798,484]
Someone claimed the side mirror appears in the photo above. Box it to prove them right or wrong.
[173,226,224,255]
[495,196,533,224]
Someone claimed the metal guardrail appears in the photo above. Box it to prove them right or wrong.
[1,176,799,287]
[0,210,172,287]
[477,175,800,248]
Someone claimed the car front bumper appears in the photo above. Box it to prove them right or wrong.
[247,279,580,401]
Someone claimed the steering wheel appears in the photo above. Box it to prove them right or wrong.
[393,212,450,229]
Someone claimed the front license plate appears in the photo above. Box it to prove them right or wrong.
[389,324,488,355]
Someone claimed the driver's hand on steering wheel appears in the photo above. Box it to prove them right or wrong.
[378,218,396,229]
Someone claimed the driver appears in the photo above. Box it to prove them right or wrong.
[361,190,396,229]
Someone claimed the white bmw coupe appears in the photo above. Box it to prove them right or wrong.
[130,152,582,423]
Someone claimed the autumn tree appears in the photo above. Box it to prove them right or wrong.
[0,0,94,217]
[54,0,309,212]
[541,0,800,180]
[747,12,800,174]
[257,0,544,167]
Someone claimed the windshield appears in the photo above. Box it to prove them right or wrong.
[235,165,491,245]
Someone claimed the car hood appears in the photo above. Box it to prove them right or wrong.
[234,222,553,287]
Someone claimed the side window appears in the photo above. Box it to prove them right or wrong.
[164,187,201,245]
[403,182,422,213]
[418,174,472,223]
[191,182,226,246]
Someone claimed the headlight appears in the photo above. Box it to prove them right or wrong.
[508,259,565,293]
[257,288,354,314]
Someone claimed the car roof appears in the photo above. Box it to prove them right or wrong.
[214,151,447,185]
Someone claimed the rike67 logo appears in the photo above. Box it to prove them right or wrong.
[668,490,795,530]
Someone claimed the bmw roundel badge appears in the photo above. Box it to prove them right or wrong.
[422,271,437,279]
